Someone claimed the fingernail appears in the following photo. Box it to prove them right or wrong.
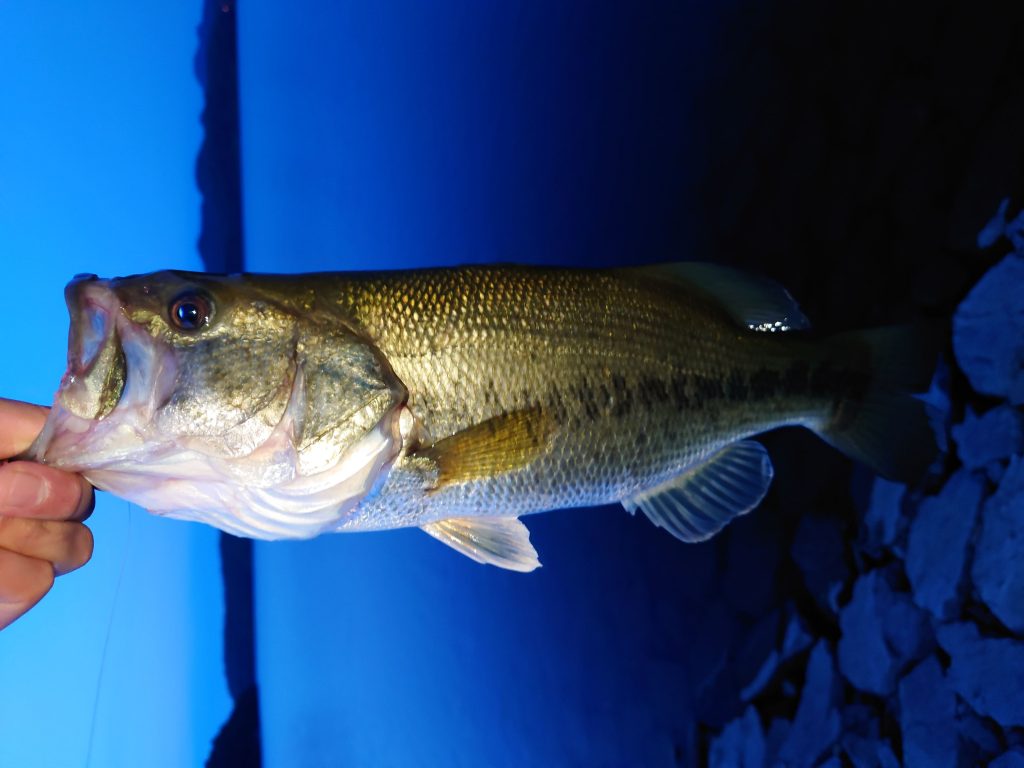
[0,465,50,511]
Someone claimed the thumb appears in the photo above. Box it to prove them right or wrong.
[0,399,49,459]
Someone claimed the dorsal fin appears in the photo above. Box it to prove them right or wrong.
[622,440,774,542]
[422,516,541,572]
[629,262,810,333]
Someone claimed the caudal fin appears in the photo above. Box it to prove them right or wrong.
[818,324,942,483]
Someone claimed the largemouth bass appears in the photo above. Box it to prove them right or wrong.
[27,263,937,571]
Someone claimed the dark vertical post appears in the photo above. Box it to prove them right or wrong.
[194,1,261,765]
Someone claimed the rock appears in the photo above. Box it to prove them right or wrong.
[838,569,933,696]
[952,253,1024,404]
[937,622,1024,728]
[791,514,849,615]
[876,743,901,768]
[977,198,1012,248]
[977,199,1024,252]
[736,610,781,703]
[840,703,878,738]
[905,468,985,619]
[842,734,900,768]
[859,476,908,557]
[991,748,1024,768]
[687,602,740,728]
[841,736,871,768]
[957,709,1004,765]
[1012,208,1024,252]
[708,706,765,768]
[764,718,790,767]
[971,456,1024,634]
[738,607,814,703]
[780,609,813,661]
[952,405,1024,469]
[881,591,934,667]
[840,704,897,768]
[738,649,778,705]
[899,656,961,768]
[839,573,897,695]
[920,356,952,456]
[778,640,842,765]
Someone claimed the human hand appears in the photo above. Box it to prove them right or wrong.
[0,398,94,630]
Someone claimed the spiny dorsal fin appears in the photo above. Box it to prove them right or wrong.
[629,262,810,333]
[416,407,556,488]
[422,516,541,572]
[622,440,774,542]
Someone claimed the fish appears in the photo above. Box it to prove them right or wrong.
[25,263,938,571]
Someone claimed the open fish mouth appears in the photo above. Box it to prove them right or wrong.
[27,274,180,470]
[60,274,128,421]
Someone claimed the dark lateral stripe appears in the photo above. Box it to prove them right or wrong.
[544,358,873,423]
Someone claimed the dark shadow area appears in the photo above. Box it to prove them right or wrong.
[687,0,1024,329]
[207,686,263,768]
[195,0,245,276]
[678,1,1024,761]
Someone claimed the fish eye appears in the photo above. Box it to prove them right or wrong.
[169,291,213,332]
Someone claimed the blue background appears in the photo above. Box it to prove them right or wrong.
[0,3,231,768]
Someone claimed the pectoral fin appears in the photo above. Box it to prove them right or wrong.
[623,440,774,543]
[415,407,555,489]
[422,516,541,572]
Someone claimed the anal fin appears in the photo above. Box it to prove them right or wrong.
[623,440,774,543]
[422,516,541,572]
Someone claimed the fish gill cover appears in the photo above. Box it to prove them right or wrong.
[702,204,1024,766]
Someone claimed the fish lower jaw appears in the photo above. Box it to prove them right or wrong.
[25,401,156,470]
[80,410,402,540]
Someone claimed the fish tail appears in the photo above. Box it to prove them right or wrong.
[815,323,942,483]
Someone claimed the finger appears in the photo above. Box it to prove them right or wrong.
[0,399,48,458]
[0,547,54,631]
[0,517,94,576]
[0,461,95,522]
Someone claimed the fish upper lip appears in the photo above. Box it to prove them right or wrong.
[56,276,132,422]
[66,278,118,377]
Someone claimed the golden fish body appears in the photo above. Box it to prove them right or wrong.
[29,263,936,571]
[330,267,824,525]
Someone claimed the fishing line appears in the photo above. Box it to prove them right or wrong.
[83,501,133,768]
